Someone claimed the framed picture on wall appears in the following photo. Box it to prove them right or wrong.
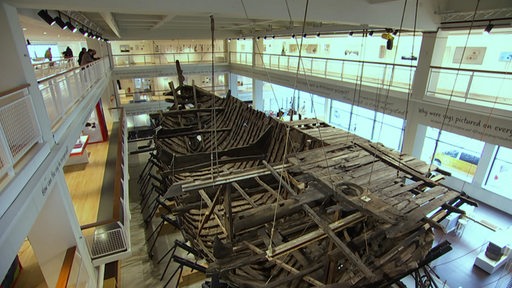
[453,47,486,65]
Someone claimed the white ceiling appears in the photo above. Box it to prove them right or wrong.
[11,0,512,42]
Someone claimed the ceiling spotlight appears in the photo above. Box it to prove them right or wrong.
[26,39,31,45]
[316,32,321,38]
[237,37,240,40]
[368,31,374,37]
[54,16,67,30]
[263,36,267,40]
[37,10,56,26]
[348,31,354,36]
[392,29,399,36]
[228,38,231,42]
[257,36,260,40]
[303,33,307,38]
[243,37,246,40]
[66,21,77,32]
[79,28,88,36]
[103,38,110,43]
[484,22,494,34]
[272,35,275,39]
[291,33,295,39]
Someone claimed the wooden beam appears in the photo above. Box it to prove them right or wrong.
[244,241,324,287]
[263,160,375,279]
[232,182,257,208]
[265,264,324,288]
[269,213,364,258]
[56,246,76,288]
[198,189,228,236]
[224,184,233,241]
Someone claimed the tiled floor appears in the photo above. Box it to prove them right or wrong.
[429,202,512,288]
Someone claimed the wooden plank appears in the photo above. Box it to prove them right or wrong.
[198,189,228,236]
[386,190,459,237]
[270,213,365,258]
[263,160,374,279]
[265,264,324,288]
[56,246,76,288]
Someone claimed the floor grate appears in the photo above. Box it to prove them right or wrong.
[88,228,127,259]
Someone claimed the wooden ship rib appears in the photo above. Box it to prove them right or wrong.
[137,62,473,287]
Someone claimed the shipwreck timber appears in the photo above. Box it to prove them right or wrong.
[137,62,472,287]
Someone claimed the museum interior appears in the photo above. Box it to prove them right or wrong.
[1,0,512,287]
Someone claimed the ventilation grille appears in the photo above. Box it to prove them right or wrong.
[88,228,127,259]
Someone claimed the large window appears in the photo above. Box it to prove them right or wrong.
[329,100,404,150]
[421,127,484,182]
[484,146,512,198]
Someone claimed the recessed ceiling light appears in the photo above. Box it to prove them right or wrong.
[43,32,47,35]
[22,28,27,31]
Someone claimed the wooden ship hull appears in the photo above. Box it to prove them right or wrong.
[138,63,471,287]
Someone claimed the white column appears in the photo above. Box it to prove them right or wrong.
[253,79,264,111]
[228,73,238,98]
[402,32,437,155]
[28,172,97,288]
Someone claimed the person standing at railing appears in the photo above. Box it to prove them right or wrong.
[78,47,87,66]
[81,49,94,66]
[45,47,54,67]
[63,46,73,68]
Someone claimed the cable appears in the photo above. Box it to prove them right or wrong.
[427,0,481,177]
[431,241,486,268]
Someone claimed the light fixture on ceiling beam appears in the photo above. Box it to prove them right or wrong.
[37,10,55,26]
[79,27,88,37]
[54,12,67,30]
[65,15,77,33]
[368,31,374,37]
[348,31,354,36]
[484,22,494,34]
[316,32,320,38]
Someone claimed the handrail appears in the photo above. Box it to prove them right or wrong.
[113,109,124,221]
[56,246,76,288]
[250,52,418,68]
[80,219,117,230]
[111,51,225,57]
[0,83,30,98]
[37,62,99,83]
[430,65,510,75]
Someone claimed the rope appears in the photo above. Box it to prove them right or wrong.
[427,0,481,178]
[367,0,414,186]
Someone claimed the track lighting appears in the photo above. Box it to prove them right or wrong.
[79,28,88,36]
[348,31,353,36]
[66,21,77,32]
[228,38,231,42]
[257,36,260,40]
[291,34,295,39]
[263,36,267,40]
[381,33,395,50]
[37,10,55,26]
[272,35,275,39]
[26,39,31,45]
[368,31,374,37]
[303,33,307,38]
[316,32,321,38]
[392,29,398,36]
[484,22,494,34]
[54,15,67,30]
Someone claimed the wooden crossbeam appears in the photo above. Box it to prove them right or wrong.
[262,161,375,279]
[244,241,325,287]
[198,189,228,236]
